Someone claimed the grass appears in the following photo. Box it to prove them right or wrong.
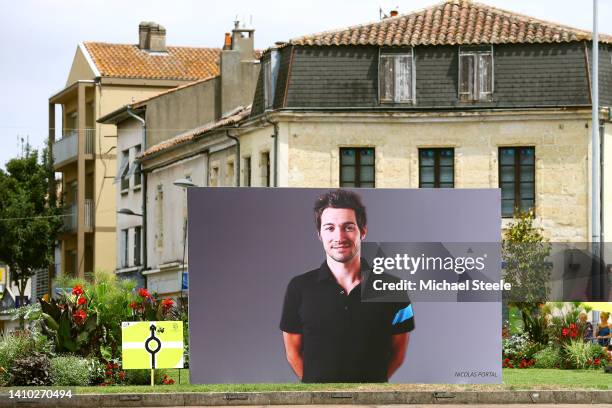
[61,368,611,394]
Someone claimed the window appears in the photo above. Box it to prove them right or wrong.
[261,152,270,187]
[133,145,142,187]
[499,147,535,217]
[379,51,414,103]
[120,229,129,267]
[263,59,273,109]
[155,185,164,250]
[209,165,219,187]
[118,150,130,191]
[459,46,493,102]
[226,160,235,186]
[244,157,251,187]
[419,148,454,188]
[340,148,375,188]
[133,226,141,266]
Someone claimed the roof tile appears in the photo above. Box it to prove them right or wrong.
[83,42,221,80]
[286,0,612,48]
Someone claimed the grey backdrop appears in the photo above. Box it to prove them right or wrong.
[188,188,501,384]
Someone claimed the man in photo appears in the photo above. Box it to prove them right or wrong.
[280,189,415,383]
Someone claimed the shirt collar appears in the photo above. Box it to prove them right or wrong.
[316,258,371,282]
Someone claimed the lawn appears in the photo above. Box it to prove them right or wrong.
[68,368,611,394]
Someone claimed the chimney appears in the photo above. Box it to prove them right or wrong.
[389,10,399,17]
[223,33,232,50]
[138,21,167,52]
[220,20,258,115]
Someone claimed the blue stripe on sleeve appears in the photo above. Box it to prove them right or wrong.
[392,304,414,325]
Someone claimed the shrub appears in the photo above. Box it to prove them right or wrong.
[0,330,53,386]
[502,333,543,368]
[124,368,169,385]
[50,355,91,386]
[9,352,52,386]
[562,340,607,369]
[86,357,106,385]
[533,346,562,368]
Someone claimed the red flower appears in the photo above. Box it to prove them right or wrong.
[105,370,113,376]
[77,296,87,306]
[118,371,126,380]
[562,327,569,337]
[162,298,174,311]
[594,358,601,366]
[569,323,576,329]
[106,363,113,369]
[72,284,84,296]
[73,309,87,325]
[129,301,140,310]
[138,288,152,299]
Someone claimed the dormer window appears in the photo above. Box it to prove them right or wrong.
[263,59,273,109]
[459,46,493,102]
[379,50,414,103]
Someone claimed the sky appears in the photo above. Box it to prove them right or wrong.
[0,0,610,169]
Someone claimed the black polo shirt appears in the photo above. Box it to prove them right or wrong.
[280,260,415,383]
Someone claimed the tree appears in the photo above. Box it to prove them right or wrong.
[0,146,60,324]
[502,209,552,343]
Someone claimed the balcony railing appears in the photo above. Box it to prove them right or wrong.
[62,199,95,232]
[53,129,95,166]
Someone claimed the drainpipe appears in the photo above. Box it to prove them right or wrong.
[591,0,603,300]
[126,107,147,287]
[226,130,240,186]
[264,114,279,187]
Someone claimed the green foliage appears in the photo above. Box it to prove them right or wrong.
[0,147,61,318]
[0,330,54,386]
[562,340,605,369]
[9,352,52,386]
[124,368,169,385]
[503,209,552,304]
[50,355,91,386]
[533,346,562,368]
[502,332,544,368]
[39,295,97,354]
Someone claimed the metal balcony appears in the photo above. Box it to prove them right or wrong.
[62,199,95,232]
[53,129,95,167]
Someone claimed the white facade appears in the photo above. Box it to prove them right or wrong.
[116,117,144,277]
[145,154,208,295]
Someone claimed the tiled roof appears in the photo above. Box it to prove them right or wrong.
[286,0,612,47]
[140,105,251,160]
[83,42,221,80]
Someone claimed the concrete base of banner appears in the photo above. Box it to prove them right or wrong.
[3,390,612,407]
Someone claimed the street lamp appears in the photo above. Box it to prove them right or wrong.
[173,178,196,189]
[117,208,143,217]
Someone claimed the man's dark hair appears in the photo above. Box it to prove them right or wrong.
[314,189,367,232]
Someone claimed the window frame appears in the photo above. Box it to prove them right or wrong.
[263,59,273,109]
[339,147,376,188]
[458,45,494,102]
[133,226,142,266]
[498,146,536,218]
[244,156,252,187]
[378,48,416,104]
[133,144,142,188]
[120,228,129,268]
[118,149,130,192]
[418,148,455,188]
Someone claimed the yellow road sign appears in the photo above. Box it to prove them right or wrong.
[121,321,184,369]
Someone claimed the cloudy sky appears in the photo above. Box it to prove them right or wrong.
[0,0,610,168]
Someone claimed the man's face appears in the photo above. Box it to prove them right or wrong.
[318,208,366,263]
